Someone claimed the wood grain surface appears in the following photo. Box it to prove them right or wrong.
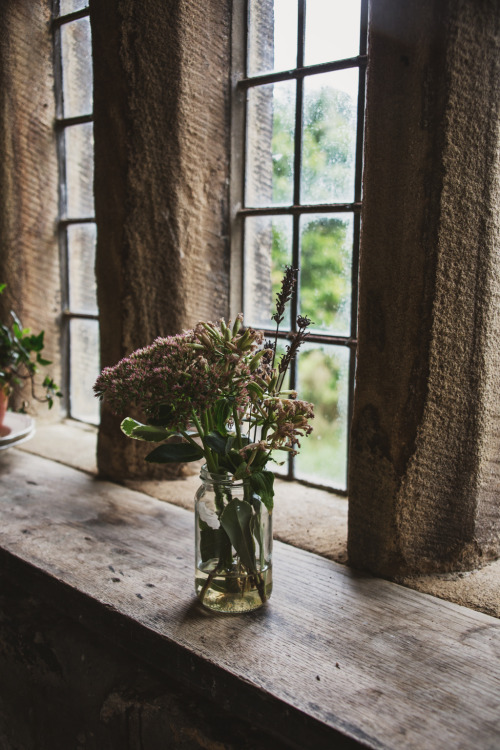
[1,449,499,749]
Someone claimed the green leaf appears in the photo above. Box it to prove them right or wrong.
[246,381,264,400]
[213,398,233,434]
[220,499,256,573]
[121,417,146,438]
[199,521,219,563]
[133,425,176,441]
[25,331,44,351]
[224,435,235,454]
[199,521,232,566]
[203,431,228,455]
[145,442,204,463]
[121,417,175,442]
[249,470,275,513]
[36,355,52,366]
[233,461,248,480]
[250,511,266,568]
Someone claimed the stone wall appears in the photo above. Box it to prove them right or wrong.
[91,0,232,479]
[0,0,61,417]
[348,0,500,575]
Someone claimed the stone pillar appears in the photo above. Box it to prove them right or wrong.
[0,0,61,417]
[91,0,232,479]
[348,0,500,575]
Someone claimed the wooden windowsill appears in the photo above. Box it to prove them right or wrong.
[19,418,350,564]
[1,445,500,749]
[19,419,500,619]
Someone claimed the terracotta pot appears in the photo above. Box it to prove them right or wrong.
[0,388,8,428]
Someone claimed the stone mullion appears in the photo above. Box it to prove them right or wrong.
[348,0,500,576]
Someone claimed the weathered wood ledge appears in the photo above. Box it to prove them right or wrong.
[1,449,500,749]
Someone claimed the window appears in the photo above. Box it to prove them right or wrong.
[232,0,368,490]
[52,0,99,424]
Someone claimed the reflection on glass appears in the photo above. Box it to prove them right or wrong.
[69,318,100,424]
[68,223,98,314]
[65,122,94,218]
[300,213,352,336]
[248,0,298,76]
[61,17,93,119]
[301,69,358,205]
[246,80,295,207]
[304,0,361,66]
[244,215,293,329]
[59,0,88,14]
[295,344,349,489]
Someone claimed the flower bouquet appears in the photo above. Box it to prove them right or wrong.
[94,267,314,612]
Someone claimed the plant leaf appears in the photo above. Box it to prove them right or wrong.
[199,521,220,563]
[121,417,175,442]
[249,470,275,513]
[213,398,233,434]
[246,381,264,400]
[203,431,228,455]
[145,442,204,463]
[220,499,256,573]
[250,511,266,568]
[199,522,232,567]
[36,355,52,366]
[233,461,248,480]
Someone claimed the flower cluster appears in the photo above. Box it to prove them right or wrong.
[94,316,266,432]
[253,397,314,456]
[94,267,314,505]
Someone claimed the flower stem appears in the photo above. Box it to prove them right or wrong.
[180,430,201,452]
[271,321,280,370]
[198,562,224,604]
[191,409,218,473]
[191,409,204,438]
[232,403,243,449]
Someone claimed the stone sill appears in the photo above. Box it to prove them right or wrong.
[19,419,500,619]
[2,445,500,749]
[20,418,350,564]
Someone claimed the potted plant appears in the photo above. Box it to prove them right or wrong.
[0,283,61,427]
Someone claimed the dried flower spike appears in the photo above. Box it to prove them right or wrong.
[272,265,296,325]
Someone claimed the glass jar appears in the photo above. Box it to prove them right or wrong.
[194,466,273,613]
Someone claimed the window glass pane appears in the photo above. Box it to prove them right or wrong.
[304,0,361,66]
[300,213,352,336]
[69,318,100,424]
[301,69,358,204]
[61,17,93,118]
[67,223,97,314]
[64,122,94,218]
[59,0,88,15]
[243,215,293,329]
[248,0,298,76]
[246,81,295,208]
[295,344,349,489]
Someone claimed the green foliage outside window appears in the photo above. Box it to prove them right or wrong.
[268,84,355,485]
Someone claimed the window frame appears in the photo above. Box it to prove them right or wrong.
[52,1,99,424]
[230,0,368,492]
